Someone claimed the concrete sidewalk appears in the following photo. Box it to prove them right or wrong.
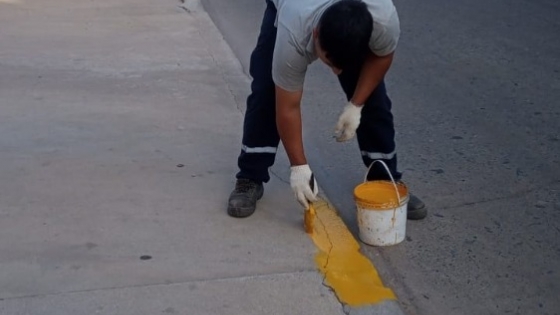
[0,0,344,314]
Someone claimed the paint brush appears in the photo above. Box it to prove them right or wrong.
[304,202,316,233]
[303,175,316,234]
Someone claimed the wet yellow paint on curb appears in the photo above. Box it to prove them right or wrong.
[307,200,396,307]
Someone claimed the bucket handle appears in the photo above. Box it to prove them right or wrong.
[364,160,402,203]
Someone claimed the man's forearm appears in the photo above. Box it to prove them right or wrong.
[351,52,394,106]
[275,86,307,166]
[277,105,307,166]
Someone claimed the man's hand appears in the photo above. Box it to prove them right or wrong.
[290,164,318,209]
[334,102,363,142]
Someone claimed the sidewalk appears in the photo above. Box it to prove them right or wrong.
[0,0,344,314]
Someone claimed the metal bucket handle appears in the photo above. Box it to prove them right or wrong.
[364,160,402,204]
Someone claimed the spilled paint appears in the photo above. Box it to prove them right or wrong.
[307,200,396,307]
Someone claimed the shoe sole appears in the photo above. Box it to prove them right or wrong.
[407,204,428,220]
[227,188,264,218]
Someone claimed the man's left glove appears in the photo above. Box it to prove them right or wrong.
[335,101,363,142]
[290,164,318,209]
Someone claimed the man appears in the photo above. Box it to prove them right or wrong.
[227,0,427,220]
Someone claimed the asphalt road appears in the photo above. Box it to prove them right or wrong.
[202,0,560,314]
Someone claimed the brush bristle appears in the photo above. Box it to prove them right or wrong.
[304,204,315,234]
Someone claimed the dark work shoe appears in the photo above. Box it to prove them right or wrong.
[407,194,427,220]
[227,178,264,218]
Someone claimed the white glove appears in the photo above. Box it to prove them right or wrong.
[290,164,318,209]
[334,101,363,142]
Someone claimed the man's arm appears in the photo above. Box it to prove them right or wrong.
[334,51,394,142]
[275,85,318,209]
[351,52,394,106]
[275,86,306,166]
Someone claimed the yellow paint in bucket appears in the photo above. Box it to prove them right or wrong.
[354,181,408,210]
[354,161,409,246]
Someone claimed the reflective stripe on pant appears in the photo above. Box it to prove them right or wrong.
[236,0,278,183]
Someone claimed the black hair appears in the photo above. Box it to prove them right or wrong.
[318,0,373,70]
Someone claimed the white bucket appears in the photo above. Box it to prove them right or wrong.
[354,160,409,246]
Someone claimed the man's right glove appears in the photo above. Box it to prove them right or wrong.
[290,164,318,209]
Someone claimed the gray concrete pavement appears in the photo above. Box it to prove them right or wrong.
[0,0,344,314]
[203,0,560,314]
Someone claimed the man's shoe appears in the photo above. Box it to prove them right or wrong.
[227,178,264,218]
[407,194,427,220]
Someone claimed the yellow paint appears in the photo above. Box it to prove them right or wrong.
[306,200,396,306]
[354,180,408,209]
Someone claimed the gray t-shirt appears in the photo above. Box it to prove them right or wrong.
[270,0,400,91]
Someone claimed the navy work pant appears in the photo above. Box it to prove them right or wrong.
[236,0,401,183]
